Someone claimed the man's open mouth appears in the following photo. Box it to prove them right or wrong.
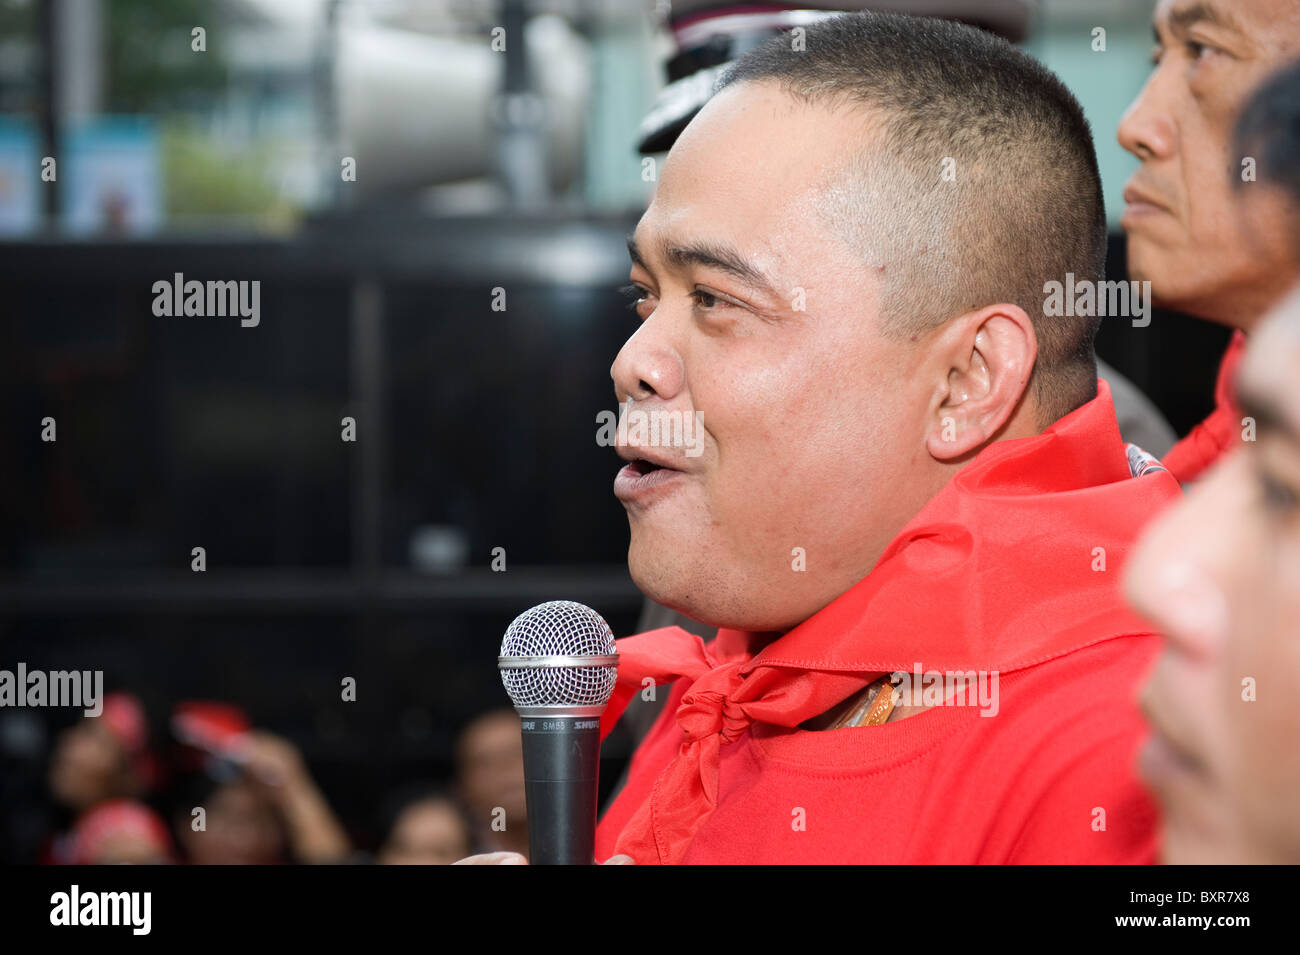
[1138,697,1208,783]
[623,457,674,476]
[613,454,686,502]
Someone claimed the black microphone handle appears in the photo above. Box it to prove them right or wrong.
[518,713,603,865]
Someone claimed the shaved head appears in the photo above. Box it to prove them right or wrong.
[715,12,1108,425]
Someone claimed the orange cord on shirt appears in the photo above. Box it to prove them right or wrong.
[830,675,898,728]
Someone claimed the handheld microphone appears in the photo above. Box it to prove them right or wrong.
[498,600,619,865]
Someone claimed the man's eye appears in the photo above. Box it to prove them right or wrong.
[618,283,648,314]
[690,289,730,310]
[1256,468,1300,516]
[617,283,734,316]
[1185,40,1214,62]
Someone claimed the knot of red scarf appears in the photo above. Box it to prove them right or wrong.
[597,626,874,862]
[677,664,750,743]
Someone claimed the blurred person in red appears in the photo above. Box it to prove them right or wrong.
[376,784,472,865]
[169,702,352,865]
[69,799,174,865]
[48,691,153,814]
[1125,57,1300,864]
[454,709,528,857]
[43,691,158,864]
[1118,0,1300,483]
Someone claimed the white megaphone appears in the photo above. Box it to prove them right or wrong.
[334,13,591,198]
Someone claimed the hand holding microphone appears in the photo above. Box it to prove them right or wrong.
[452,851,634,865]
[457,600,623,865]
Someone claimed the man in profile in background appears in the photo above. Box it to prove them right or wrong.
[1119,0,1300,483]
[462,12,1180,865]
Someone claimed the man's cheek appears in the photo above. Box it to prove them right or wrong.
[1232,577,1300,727]
[1224,626,1300,849]
[1213,614,1287,810]
[1157,651,1222,740]
[702,470,799,570]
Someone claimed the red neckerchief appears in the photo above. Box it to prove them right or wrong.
[1163,331,1247,484]
[598,379,1181,864]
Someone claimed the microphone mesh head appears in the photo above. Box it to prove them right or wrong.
[499,600,618,708]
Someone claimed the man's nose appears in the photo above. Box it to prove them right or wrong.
[610,318,685,403]
[1118,71,1176,162]
[1125,458,1239,659]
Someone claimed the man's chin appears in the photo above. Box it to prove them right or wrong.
[1126,258,1200,317]
[626,534,727,628]
[626,539,803,632]
[1126,240,1257,324]
[1123,240,1174,297]
[1160,822,1254,865]
[628,540,693,614]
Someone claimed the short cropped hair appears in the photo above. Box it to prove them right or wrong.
[714,12,1108,425]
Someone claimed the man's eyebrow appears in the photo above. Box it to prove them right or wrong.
[1164,1,1244,38]
[626,232,780,297]
[1235,384,1300,445]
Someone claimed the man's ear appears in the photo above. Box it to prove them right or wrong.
[923,304,1037,461]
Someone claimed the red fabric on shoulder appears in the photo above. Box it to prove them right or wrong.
[1163,330,1247,484]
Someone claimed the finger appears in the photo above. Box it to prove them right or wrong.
[452,851,529,865]
[601,854,636,865]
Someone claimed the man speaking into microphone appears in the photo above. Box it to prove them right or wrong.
[460,10,1180,865]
